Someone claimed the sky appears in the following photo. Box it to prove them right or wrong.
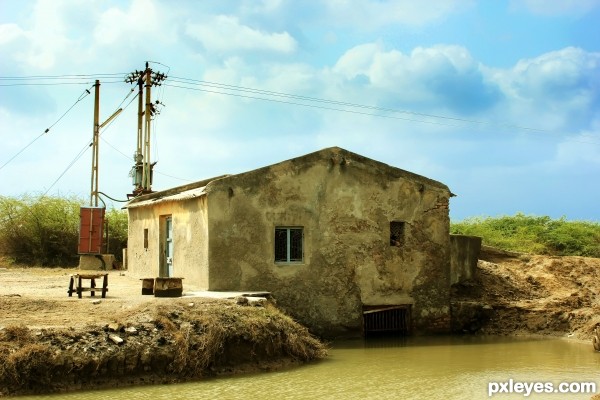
[0,0,599,221]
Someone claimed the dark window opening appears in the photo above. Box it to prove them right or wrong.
[143,228,149,249]
[390,221,405,247]
[275,227,303,263]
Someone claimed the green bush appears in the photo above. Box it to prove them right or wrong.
[0,195,128,266]
[105,208,128,261]
[451,213,600,258]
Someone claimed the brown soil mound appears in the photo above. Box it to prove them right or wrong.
[0,267,327,397]
[452,246,600,339]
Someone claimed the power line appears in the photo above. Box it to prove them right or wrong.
[164,82,513,130]
[164,80,600,146]
[0,73,127,80]
[2,71,551,133]
[0,73,127,87]
[168,76,551,133]
[154,169,194,183]
[42,88,138,195]
[4,70,599,147]
[0,80,125,87]
[0,85,94,171]
[43,139,91,196]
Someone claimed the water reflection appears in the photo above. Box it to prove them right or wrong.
[16,336,600,400]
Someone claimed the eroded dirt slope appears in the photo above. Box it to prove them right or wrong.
[453,247,600,339]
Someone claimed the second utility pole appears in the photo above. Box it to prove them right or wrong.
[126,62,167,197]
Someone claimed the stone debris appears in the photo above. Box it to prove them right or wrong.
[246,297,267,307]
[108,334,124,345]
[91,299,101,305]
[235,296,249,305]
[124,326,138,335]
[107,323,122,332]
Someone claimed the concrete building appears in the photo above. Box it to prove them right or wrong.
[126,147,455,337]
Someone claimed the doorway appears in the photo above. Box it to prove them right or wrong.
[160,215,173,277]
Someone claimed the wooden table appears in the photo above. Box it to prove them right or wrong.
[68,273,108,298]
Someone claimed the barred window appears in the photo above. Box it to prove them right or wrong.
[390,221,405,247]
[275,227,303,263]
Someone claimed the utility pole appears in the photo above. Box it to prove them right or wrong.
[89,80,123,206]
[125,62,167,197]
[90,80,100,207]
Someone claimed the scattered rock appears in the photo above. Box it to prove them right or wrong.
[91,299,101,305]
[107,323,122,332]
[247,297,267,307]
[235,296,249,306]
[108,334,124,345]
[125,327,138,335]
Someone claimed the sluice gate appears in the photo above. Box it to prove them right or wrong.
[363,305,411,336]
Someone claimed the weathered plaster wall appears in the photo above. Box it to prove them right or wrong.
[127,197,209,289]
[205,148,451,337]
[450,234,482,285]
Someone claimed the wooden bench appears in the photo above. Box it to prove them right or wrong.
[154,277,183,297]
[68,273,108,298]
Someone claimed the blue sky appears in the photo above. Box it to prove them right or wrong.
[1,0,599,221]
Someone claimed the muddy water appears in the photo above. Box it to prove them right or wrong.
[18,336,600,400]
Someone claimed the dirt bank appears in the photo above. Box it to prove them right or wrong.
[0,267,327,397]
[452,246,600,340]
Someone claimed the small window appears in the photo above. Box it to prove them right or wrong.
[390,221,405,247]
[143,228,149,249]
[275,227,303,263]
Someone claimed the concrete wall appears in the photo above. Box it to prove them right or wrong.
[127,197,210,289]
[450,234,482,285]
[205,148,452,337]
[79,254,115,270]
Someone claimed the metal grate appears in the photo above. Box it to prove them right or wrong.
[363,306,411,335]
[275,227,303,263]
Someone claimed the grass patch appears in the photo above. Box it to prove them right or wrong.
[451,213,600,257]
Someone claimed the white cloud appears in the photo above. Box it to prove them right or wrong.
[332,43,498,113]
[94,0,173,46]
[185,15,297,54]
[489,47,600,130]
[0,24,24,45]
[3,0,79,69]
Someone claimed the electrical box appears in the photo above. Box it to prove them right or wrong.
[78,207,105,254]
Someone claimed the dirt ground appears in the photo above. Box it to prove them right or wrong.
[453,246,600,340]
[0,267,192,329]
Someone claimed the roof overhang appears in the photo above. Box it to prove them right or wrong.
[125,186,207,209]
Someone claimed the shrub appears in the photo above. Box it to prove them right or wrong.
[0,194,82,266]
[105,208,128,262]
[0,194,129,266]
[451,213,600,257]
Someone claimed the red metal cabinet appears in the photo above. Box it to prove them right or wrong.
[78,207,105,254]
